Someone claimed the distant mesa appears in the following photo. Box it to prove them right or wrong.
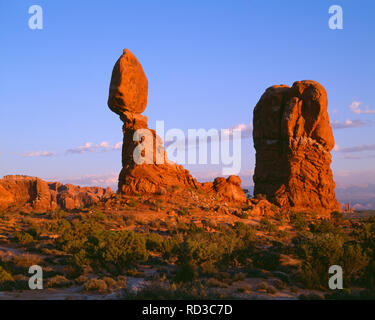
[0,175,112,212]
[252,80,341,215]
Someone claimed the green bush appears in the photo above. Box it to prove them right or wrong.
[252,250,280,271]
[309,219,340,234]
[146,233,164,252]
[0,266,14,291]
[289,212,308,231]
[174,225,255,269]
[46,275,72,288]
[259,218,278,233]
[14,231,34,244]
[77,230,148,274]
[174,263,198,283]
[292,231,368,289]
[83,278,108,293]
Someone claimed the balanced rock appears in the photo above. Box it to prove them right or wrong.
[108,49,199,194]
[252,80,341,215]
[108,49,148,115]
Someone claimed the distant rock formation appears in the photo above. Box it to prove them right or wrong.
[253,80,341,215]
[202,176,247,202]
[0,175,112,212]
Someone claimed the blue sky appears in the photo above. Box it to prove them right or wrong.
[1,0,374,191]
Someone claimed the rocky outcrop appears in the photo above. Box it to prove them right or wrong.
[108,49,199,194]
[253,80,341,215]
[202,175,247,202]
[0,175,112,212]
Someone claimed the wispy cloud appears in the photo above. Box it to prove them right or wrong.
[23,151,55,157]
[331,119,366,129]
[62,173,118,189]
[66,141,122,154]
[340,144,375,153]
[350,101,375,115]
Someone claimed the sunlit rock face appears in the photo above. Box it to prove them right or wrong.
[253,80,341,215]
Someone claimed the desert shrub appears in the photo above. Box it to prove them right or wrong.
[0,266,14,291]
[256,281,268,291]
[232,222,256,242]
[330,211,343,223]
[77,230,148,274]
[83,278,108,293]
[173,222,203,235]
[173,225,256,270]
[46,275,72,288]
[127,198,136,207]
[178,207,191,216]
[289,212,308,231]
[50,219,71,234]
[174,263,198,283]
[206,278,228,288]
[237,284,252,293]
[14,231,34,244]
[92,209,107,221]
[55,219,148,274]
[266,285,277,294]
[55,209,68,219]
[0,266,13,282]
[103,276,117,289]
[75,275,88,284]
[146,233,164,252]
[25,225,43,239]
[126,268,145,278]
[7,254,43,274]
[252,250,281,271]
[272,279,285,290]
[117,275,127,288]
[55,219,104,253]
[309,219,340,234]
[259,218,278,233]
[160,236,181,260]
[292,231,368,289]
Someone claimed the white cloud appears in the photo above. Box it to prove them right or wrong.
[340,144,375,153]
[331,119,366,129]
[349,101,375,115]
[56,173,118,190]
[66,141,122,154]
[23,151,55,157]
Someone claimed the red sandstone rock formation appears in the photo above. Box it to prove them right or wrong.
[108,49,200,194]
[108,49,246,202]
[0,175,112,212]
[202,175,247,202]
[253,80,341,215]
